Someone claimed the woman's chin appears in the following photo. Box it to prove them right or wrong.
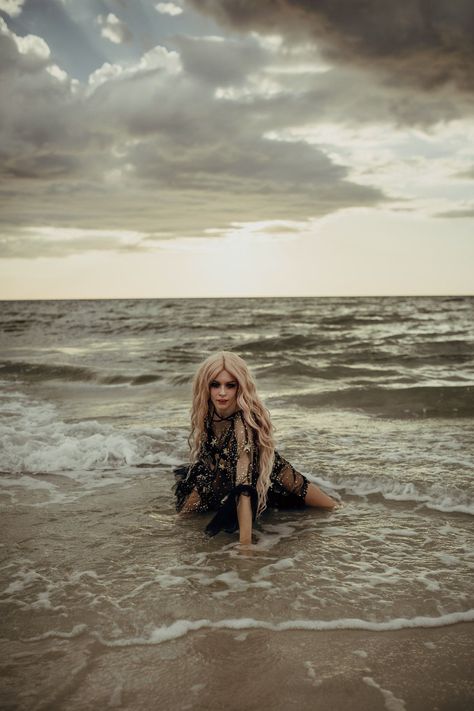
[214,402,236,417]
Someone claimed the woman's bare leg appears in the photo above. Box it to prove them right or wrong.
[304,482,338,509]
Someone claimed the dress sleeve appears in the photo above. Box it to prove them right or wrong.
[234,414,253,488]
[173,464,204,513]
[204,414,258,537]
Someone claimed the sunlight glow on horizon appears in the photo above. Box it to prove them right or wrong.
[2,209,472,299]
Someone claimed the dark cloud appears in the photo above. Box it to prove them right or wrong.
[453,167,474,180]
[435,207,474,218]
[0,169,383,258]
[0,18,114,183]
[0,226,152,259]
[0,0,471,269]
[1,152,81,179]
[241,64,469,130]
[259,223,302,234]
[187,0,474,92]
[127,132,376,202]
[0,20,386,256]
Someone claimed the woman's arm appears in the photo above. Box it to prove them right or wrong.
[236,493,253,544]
[304,483,339,509]
[234,415,255,544]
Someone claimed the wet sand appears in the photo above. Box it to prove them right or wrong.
[1,475,473,711]
[1,623,473,710]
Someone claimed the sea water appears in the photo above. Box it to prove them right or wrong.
[0,296,473,708]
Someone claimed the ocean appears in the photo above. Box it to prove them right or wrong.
[1,296,473,710]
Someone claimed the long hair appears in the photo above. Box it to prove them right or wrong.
[189,351,274,516]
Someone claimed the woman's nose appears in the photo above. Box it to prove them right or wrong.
[219,385,226,395]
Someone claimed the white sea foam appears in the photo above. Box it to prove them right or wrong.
[252,523,297,550]
[0,476,60,493]
[433,553,461,566]
[303,661,321,686]
[2,569,44,595]
[96,609,474,647]
[415,573,440,592]
[214,571,249,591]
[363,676,406,711]
[22,624,87,642]
[379,528,418,537]
[116,573,190,604]
[0,392,174,475]
[309,474,474,516]
[67,570,99,583]
[181,569,273,598]
[0,390,179,504]
[30,591,66,611]
[256,558,295,579]
[1,565,67,612]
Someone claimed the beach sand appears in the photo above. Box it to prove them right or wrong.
[1,475,473,711]
[1,622,473,710]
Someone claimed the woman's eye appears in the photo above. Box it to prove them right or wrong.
[227,383,237,389]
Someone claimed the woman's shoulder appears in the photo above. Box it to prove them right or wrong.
[233,410,259,442]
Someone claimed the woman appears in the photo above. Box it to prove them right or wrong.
[174,351,338,544]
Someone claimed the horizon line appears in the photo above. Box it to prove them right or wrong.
[1,293,473,302]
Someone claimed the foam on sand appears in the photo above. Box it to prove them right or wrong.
[363,676,406,711]
[95,609,474,647]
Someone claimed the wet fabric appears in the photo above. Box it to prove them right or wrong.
[173,409,309,535]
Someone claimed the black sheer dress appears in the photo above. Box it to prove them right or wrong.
[174,409,309,536]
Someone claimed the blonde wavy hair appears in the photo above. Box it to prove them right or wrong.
[189,351,274,516]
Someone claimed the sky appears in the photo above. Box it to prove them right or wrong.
[0,0,473,299]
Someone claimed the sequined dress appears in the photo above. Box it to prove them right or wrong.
[173,409,309,536]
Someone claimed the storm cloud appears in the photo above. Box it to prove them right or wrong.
[0,0,472,263]
[188,0,474,92]
[0,16,385,256]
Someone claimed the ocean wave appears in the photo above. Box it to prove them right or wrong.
[22,625,88,642]
[0,360,97,383]
[260,361,403,381]
[319,314,388,326]
[0,391,175,476]
[309,475,474,516]
[0,360,163,387]
[94,609,474,646]
[240,334,328,353]
[291,385,474,418]
[414,339,474,359]
[23,610,474,646]
[257,361,321,378]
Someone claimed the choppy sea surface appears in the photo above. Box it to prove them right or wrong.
[1,296,473,709]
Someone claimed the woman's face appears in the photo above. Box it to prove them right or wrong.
[209,369,238,417]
